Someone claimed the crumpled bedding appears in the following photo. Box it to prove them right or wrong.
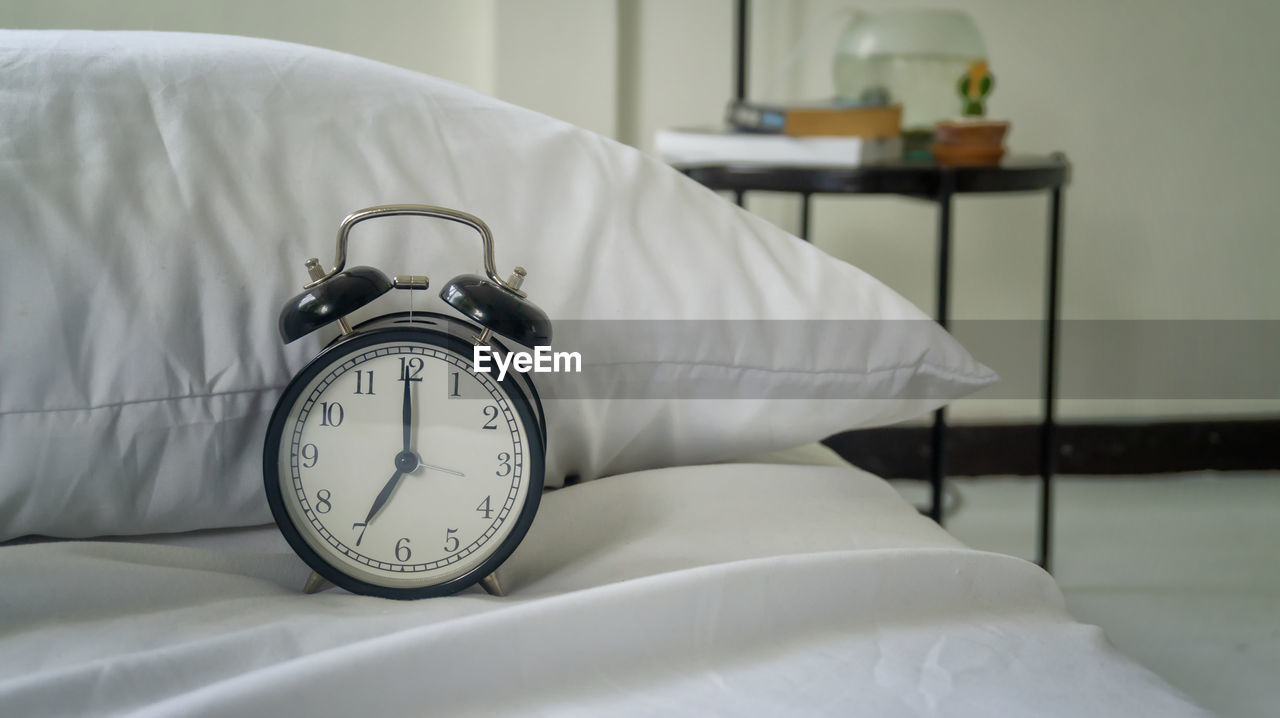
[0,462,1208,717]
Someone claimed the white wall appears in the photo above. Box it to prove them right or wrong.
[6,0,1277,422]
[2,0,499,93]
[747,0,1280,325]
[493,0,619,138]
[617,0,1280,422]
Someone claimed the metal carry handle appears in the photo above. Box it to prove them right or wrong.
[303,204,525,297]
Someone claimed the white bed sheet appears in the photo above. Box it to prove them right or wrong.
[0,462,1208,717]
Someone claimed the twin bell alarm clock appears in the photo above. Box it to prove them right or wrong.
[263,204,550,599]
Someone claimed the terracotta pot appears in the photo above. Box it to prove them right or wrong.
[931,143,1005,166]
[932,119,1010,165]
[934,119,1010,146]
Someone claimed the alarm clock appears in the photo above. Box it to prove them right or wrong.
[263,205,551,600]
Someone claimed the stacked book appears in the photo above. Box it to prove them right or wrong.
[655,100,903,168]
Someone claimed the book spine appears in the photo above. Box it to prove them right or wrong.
[725,100,787,134]
[784,106,901,138]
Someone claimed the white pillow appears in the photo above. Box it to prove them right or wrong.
[0,30,995,540]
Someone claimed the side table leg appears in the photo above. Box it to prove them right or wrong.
[930,410,947,523]
[1038,187,1064,572]
[930,183,953,524]
[800,192,812,241]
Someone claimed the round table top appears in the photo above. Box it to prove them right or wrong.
[677,153,1070,197]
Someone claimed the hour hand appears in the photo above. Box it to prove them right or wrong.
[362,468,405,529]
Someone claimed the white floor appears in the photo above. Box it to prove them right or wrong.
[890,473,1280,718]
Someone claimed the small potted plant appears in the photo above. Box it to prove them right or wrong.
[932,61,1011,165]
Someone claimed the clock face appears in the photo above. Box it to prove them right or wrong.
[264,327,543,597]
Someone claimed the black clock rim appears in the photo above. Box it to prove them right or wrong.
[262,326,546,600]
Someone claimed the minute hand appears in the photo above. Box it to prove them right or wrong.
[402,374,413,453]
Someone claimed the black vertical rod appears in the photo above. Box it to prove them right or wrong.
[799,192,812,241]
[1038,187,1064,572]
[929,417,947,524]
[734,0,748,100]
[929,173,954,524]
[734,190,745,207]
[936,175,953,326]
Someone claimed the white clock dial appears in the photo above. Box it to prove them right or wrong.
[274,339,531,589]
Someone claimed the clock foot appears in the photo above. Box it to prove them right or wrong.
[303,571,333,594]
[479,572,505,597]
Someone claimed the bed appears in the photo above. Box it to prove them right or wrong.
[0,30,1208,717]
[0,455,1208,716]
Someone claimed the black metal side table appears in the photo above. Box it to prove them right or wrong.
[678,153,1071,570]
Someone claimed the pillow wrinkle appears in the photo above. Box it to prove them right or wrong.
[411,93,473,198]
[48,267,95,411]
[118,422,165,531]
[129,71,194,215]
